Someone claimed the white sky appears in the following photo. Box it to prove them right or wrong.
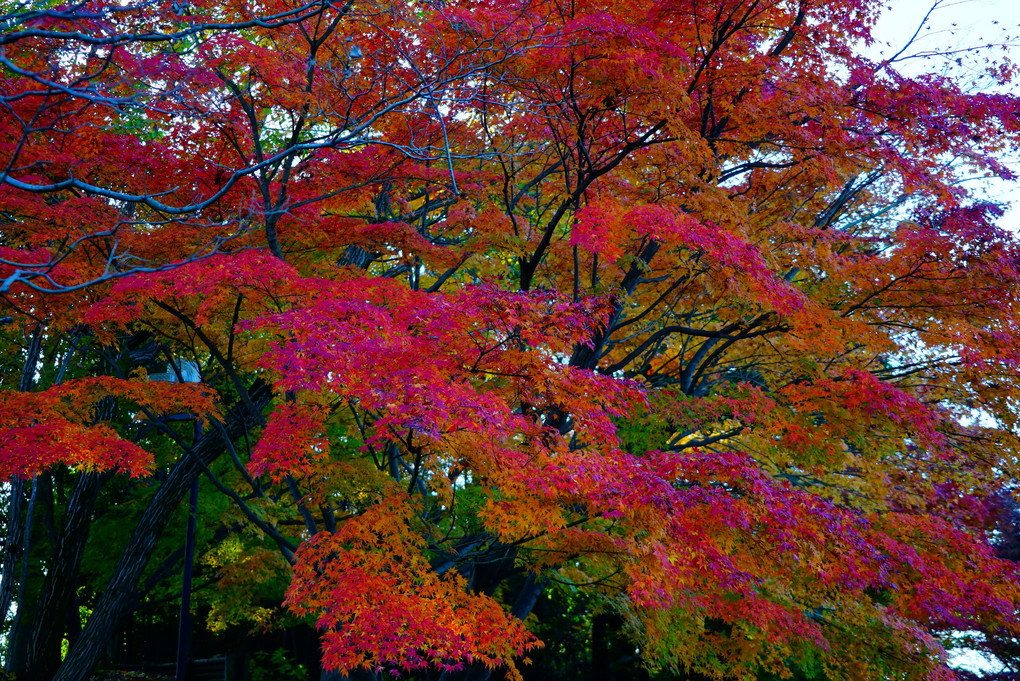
[870,3,1020,672]
[872,0,1020,232]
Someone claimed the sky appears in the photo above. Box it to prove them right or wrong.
[871,0,1020,232]
[871,2,1020,672]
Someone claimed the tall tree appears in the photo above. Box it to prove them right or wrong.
[2,1,1019,681]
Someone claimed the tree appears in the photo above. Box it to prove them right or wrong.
[2,1,1020,680]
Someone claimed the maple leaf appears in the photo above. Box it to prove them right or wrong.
[2,2,1020,681]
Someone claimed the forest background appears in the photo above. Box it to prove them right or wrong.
[2,1,1020,681]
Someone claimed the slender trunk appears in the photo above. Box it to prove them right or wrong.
[54,380,272,681]
[509,573,545,621]
[591,612,648,681]
[438,574,546,681]
[65,590,83,649]
[174,478,199,681]
[321,667,380,681]
[591,613,614,681]
[0,328,44,639]
[8,473,108,681]
[0,478,25,636]
[5,476,38,675]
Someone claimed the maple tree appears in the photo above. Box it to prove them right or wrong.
[2,0,1020,680]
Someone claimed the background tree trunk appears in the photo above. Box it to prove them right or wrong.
[0,477,25,640]
[7,472,109,681]
[53,380,272,681]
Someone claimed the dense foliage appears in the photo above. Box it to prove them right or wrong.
[2,1,1020,680]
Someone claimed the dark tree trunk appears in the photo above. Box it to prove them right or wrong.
[0,328,44,643]
[591,612,648,681]
[321,668,381,681]
[8,472,109,681]
[591,613,615,681]
[0,477,25,639]
[53,380,272,681]
[5,475,38,677]
[437,573,547,681]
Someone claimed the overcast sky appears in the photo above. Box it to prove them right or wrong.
[871,6,1020,673]
[871,0,1020,232]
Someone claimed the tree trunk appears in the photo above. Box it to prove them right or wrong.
[53,380,272,681]
[8,472,108,681]
[0,328,44,642]
[0,477,25,638]
[437,574,546,681]
[5,476,38,676]
[591,613,614,681]
[321,667,381,681]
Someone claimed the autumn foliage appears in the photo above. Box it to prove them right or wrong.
[2,1,1020,680]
